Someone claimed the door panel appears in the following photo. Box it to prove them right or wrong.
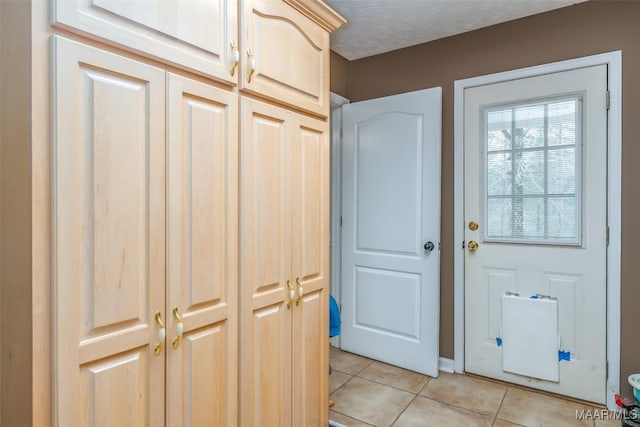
[291,115,329,426]
[464,65,607,403]
[53,37,165,426]
[341,88,442,377]
[240,98,293,427]
[79,349,149,427]
[181,323,229,426]
[292,290,325,427]
[166,74,238,426]
[241,0,329,116]
[53,0,238,84]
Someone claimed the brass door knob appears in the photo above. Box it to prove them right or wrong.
[469,221,479,231]
[468,240,479,251]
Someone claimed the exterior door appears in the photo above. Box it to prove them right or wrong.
[53,37,166,426]
[240,97,293,427]
[464,65,608,403]
[166,73,238,426]
[341,88,442,377]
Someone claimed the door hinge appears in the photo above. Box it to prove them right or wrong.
[606,90,610,110]
[606,226,610,246]
[340,128,344,138]
[606,360,609,380]
[340,216,343,227]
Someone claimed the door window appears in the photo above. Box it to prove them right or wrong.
[483,96,582,245]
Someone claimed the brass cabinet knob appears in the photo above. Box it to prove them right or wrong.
[468,240,479,251]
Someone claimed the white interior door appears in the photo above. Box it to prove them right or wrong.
[341,88,441,377]
[464,65,608,403]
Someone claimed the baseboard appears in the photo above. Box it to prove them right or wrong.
[439,357,455,373]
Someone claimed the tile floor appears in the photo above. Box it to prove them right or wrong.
[329,347,620,427]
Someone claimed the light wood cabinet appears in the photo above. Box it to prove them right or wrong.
[53,0,238,84]
[240,97,329,426]
[0,1,343,425]
[241,0,331,116]
[52,37,238,426]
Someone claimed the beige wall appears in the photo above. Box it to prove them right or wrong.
[0,2,33,425]
[330,50,349,99]
[334,0,640,397]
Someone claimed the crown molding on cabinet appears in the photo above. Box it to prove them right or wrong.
[283,0,346,31]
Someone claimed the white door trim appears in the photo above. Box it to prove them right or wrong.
[453,51,622,409]
[330,92,349,348]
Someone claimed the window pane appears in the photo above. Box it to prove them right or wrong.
[514,105,545,149]
[548,197,577,240]
[521,197,545,238]
[548,101,577,146]
[487,152,512,195]
[487,198,512,238]
[487,110,512,151]
[548,148,576,194]
[515,150,544,195]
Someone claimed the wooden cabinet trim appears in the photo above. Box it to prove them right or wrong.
[283,0,346,32]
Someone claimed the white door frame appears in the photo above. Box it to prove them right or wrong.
[330,92,349,348]
[453,51,622,409]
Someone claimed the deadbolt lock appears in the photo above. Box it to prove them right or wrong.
[469,221,479,231]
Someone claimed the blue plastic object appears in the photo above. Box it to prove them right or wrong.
[329,295,341,337]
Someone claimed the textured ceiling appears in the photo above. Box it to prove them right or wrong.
[325,0,588,60]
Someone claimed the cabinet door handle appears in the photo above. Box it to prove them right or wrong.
[295,277,304,306]
[230,40,240,76]
[154,311,166,356]
[172,307,184,350]
[246,48,256,83]
[286,278,294,309]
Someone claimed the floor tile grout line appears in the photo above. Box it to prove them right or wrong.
[329,374,355,396]
[492,386,509,426]
[389,391,420,427]
[329,407,375,426]
[352,373,430,395]
[354,358,375,376]
[417,394,500,421]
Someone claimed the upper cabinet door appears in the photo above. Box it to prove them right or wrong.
[241,0,330,117]
[53,0,238,84]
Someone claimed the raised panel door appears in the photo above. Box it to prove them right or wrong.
[166,73,239,427]
[240,97,293,427]
[241,0,329,117]
[53,0,238,84]
[291,115,329,426]
[53,36,165,426]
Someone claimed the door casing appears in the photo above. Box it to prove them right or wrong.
[453,51,622,410]
[329,92,350,349]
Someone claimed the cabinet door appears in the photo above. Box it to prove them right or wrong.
[53,37,166,426]
[53,0,238,84]
[291,115,330,426]
[241,0,329,117]
[240,97,293,427]
[166,74,239,427]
